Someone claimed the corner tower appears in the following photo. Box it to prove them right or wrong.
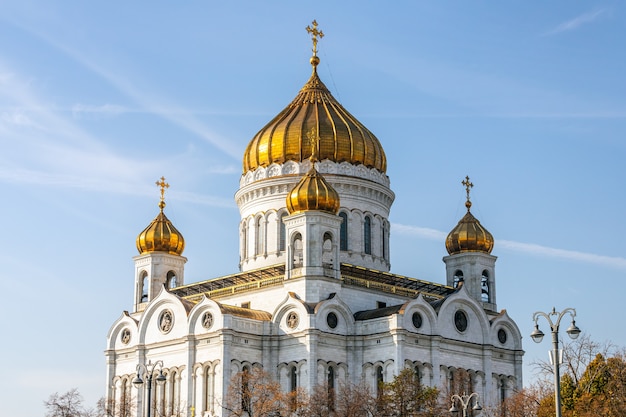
[443,176,497,312]
[235,21,395,272]
[133,177,187,311]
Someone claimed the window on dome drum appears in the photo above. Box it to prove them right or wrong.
[481,270,490,302]
[339,212,348,251]
[241,302,250,309]
[453,270,464,288]
[382,222,388,260]
[166,271,177,289]
[364,216,372,255]
[241,224,247,260]
[255,216,263,256]
[377,301,386,309]
[140,271,149,302]
[279,213,287,251]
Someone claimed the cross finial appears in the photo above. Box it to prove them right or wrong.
[462,175,473,211]
[156,176,169,211]
[306,127,319,163]
[306,20,324,57]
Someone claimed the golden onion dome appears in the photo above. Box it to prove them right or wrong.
[243,21,386,174]
[136,177,185,256]
[286,165,340,215]
[445,176,494,255]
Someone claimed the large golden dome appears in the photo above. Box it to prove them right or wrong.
[242,26,386,174]
[445,177,494,255]
[136,177,185,256]
[286,165,340,215]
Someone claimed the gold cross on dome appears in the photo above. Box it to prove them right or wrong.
[306,20,324,56]
[462,175,473,210]
[156,176,170,204]
[307,127,319,162]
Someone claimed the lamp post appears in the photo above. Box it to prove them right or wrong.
[531,307,581,417]
[133,360,166,417]
[450,392,482,417]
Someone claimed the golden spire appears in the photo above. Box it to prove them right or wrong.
[307,127,319,163]
[136,176,185,256]
[156,176,169,211]
[306,20,324,57]
[462,175,473,211]
[445,176,494,255]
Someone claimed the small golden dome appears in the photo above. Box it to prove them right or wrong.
[286,165,340,215]
[243,22,386,174]
[445,176,494,255]
[136,177,185,256]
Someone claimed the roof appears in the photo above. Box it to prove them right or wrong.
[170,263,455,303]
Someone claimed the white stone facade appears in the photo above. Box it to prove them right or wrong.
[105,50,524,417]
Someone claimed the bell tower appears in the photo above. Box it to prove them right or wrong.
[133,177,187,311]
[443,177,497,312]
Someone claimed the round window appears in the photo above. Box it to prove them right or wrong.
[412,312,423,329]
[327,312,338,329]
[454,310,468,332]
[498,328,507,344]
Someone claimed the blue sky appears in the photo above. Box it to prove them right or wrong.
[1,2,625,416]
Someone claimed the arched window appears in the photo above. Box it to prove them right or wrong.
[279,213,287,251]
[328,367,335,411]
[339,212,348,251]
[166,271,177,289]
[500,378,507,403]
[204,366,214,414]
[375,365,384,398]
[364,216,372,255]
[140,271,149,303]
[323,232,333,266]
[241,366,251,412]
[414,365,422,386]
[255,216,264,256]
[290,366,298,392]
[453,270,464,288]
[293,233,303,267]
[481,270,490,302]
[382,221,389,261]
[241,223,247,261]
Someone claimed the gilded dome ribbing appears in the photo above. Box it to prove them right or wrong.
[136,178,185,256]
[445,177,494,255]
[286,165,340,215]
[242,44,386,174]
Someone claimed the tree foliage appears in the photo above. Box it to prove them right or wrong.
[44,388,94,417]
[531,333,626,417]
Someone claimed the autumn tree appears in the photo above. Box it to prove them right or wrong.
[376,368,441,416]
[222,367,290,417]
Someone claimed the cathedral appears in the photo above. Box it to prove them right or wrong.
[105,22,524,417]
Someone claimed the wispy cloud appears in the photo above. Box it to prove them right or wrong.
[23,25,243,161]
[544,9,607,36]
[393,223,626,270]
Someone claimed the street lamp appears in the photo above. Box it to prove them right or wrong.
[450,392,482,417]
[133,360,166,417]
[531,307,581,417]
